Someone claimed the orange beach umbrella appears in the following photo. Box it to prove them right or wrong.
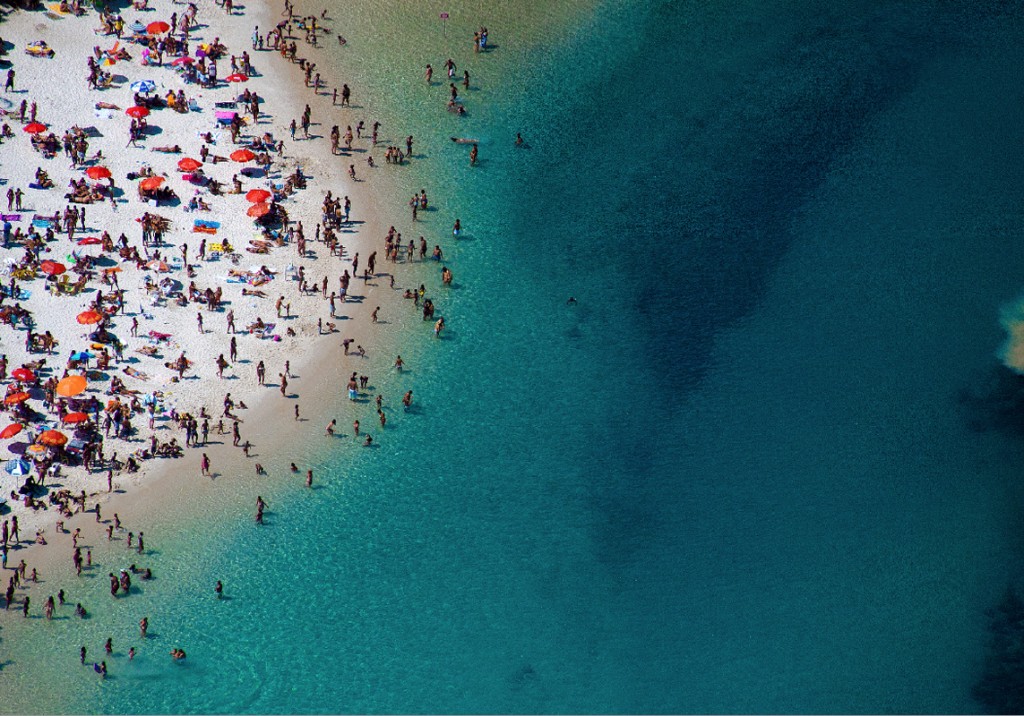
[230,148,255,163]
[86,166,112,180]
[245,189,271,203]
[4,392,30,405]
[177,157,202,172]
[77,310,103,325]
[62,412,89,425]
[139,176,165,191]
[56,375,87,397]
[37,430,68,447]
[146,20,170,34]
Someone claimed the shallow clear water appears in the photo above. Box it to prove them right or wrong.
[6,0,1024,712]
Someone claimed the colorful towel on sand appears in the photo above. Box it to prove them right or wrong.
[1,215,22,222]
[192,225,218,234]
[31,217,53,228]
[194,219,220,228]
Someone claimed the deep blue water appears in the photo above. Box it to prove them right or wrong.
[7,0,1024,712]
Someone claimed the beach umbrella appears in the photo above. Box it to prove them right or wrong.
[147,259,170,272]
[245,189,271,203]
[225,73,249,83]
[71,351,93,361]
[4,392,29,405]
[23,122,47,134]
[130,79,156,94]
[126,106,150,119]
[139,176,165,191]
[62,412,89,425]
[11,368,34,382]
[85,166,112,180]
[37,430,68,448]
[5,459,31,476]
[7,442,27,455]
[146,20,170,34]
[177,157,202,171]
[247,202,270,218]
[26,443,47,455]
[56,375,87,397]
[0,424,23,440]
[77,310,103,325]
[40,260,66,276]
[230,148,255,163]
[171,56,194,66]
[130,21,146,33]
[77,237,102,246]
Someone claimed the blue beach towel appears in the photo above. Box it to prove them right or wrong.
[194,219,221,229]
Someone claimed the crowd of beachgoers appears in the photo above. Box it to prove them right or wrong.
[0,0,496,675]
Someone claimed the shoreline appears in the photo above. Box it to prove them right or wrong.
[0,0,426,667]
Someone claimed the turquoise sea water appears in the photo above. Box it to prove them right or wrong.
[7,0,1024,712]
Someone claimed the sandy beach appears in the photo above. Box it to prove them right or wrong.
[0,0,422,626]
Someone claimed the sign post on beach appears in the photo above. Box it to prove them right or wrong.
[440,11,449,37]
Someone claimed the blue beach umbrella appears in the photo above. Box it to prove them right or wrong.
[130,79,156,94]
[71,351,93,361]
[130,21,146,34]
[5,459,31,476]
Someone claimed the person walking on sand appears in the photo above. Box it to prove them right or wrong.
[4,69,14,93]
[201,453,211,477]
[326,419,336,436]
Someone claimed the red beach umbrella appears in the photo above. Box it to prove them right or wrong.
[77,310,103,325]
[171,56,195,66]
[247,202,270,218]
[126,106,150,119]
[40,260,66,276]
[37,430,68,447]
[230,148,255,163]
[86,166,112,180]
[225,73,249,83]
[139,176,165,191]
[23,122,47,134]
[62,412,89,425]
[245,189,271,203]
[77,237,102,246]
[0,424,23,440]
[177,157,202,171]
[146,21,170,34]
[4,392,30,406]
[11,368,34,382]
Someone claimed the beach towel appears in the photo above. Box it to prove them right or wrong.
[194,219,220,229]
[192,225,217,234]
[1,215,22,222]
[31,217,53,228]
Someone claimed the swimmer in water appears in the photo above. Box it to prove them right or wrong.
[215,580,223,599]
[566,297,578,305]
